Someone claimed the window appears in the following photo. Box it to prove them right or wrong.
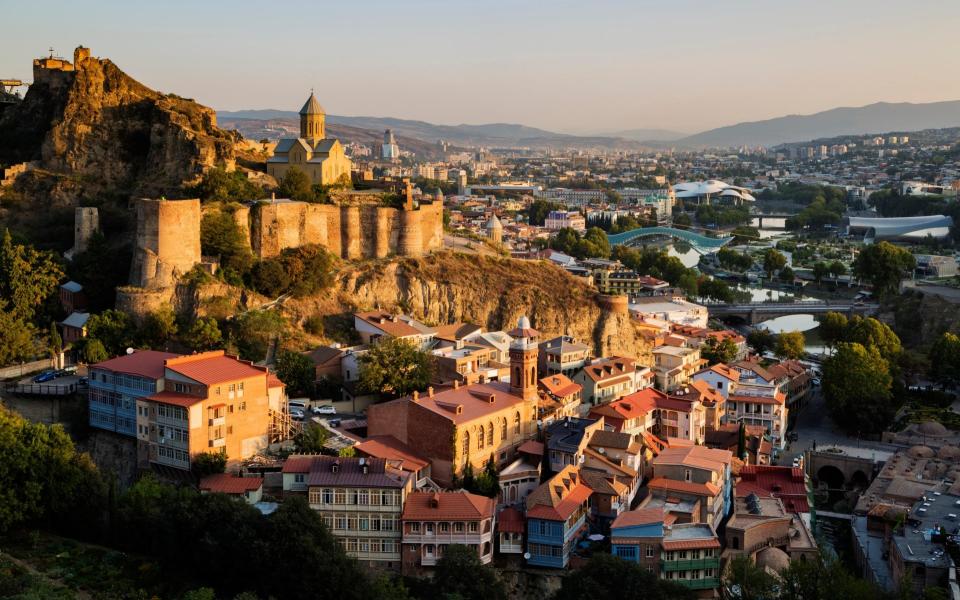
[358,489,369,505]
[478,425,485,450]
[684,469,692,482]
[334,489,346,504]
[322,489,334,504]
[462,431,470,457]
[440,522,449,533]
[514,412,521,434]
[295,473,305,483]
[410,522,420,533]
[469,521,478,533]
[645,545,655,558]
[501,418,507,439]
[487,421,494,446]
[309,490,321,504]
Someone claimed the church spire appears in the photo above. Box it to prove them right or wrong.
[299,91,326,141]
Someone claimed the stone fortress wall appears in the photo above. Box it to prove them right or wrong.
[128,197,202,289]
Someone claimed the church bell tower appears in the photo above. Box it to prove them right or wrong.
[299,91,326,142]
[508,316,540,402]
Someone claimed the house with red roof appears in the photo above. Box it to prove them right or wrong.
[642,445,734,530]
[735,465,811,515]
[538,373,583,423]
[525,465,593,568]
[199,473,264,504]
[573,355,650,407]
[587,388,663,437]
[401,490,496,574]
[354,435,433,487]
[88,350,179,438]
[496,506,525,554]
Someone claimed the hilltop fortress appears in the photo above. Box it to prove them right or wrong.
[116,182,444,317]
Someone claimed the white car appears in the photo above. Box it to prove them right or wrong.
[290,409,305,420]
[312,405,336,415]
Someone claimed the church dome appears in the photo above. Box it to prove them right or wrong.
[756,547,790,573]
[908,445,935,459]
[518,315,531,330]
[486,214,503,230]
[300,92,325,115]
[917,421,948,437]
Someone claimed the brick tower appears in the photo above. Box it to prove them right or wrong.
[508,315,540,402]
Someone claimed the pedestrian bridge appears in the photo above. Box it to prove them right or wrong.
[707,301,879,324]
[606,226,734,249]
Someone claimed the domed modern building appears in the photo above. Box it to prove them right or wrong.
[845,215,953,241]
[672,180,755,205]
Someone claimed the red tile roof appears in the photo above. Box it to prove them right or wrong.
[517,440,545,457]
[662,537,721,551]
[267,373,285,389]
[92,350,179,380]
[497,507,525,533]
[580,356,637,383]
[406,380,526,425]
[305,456,408,488]
[611,507,666,529]
[526,466,593,521]
[354,435,429,473]
[199,473,263,495]
[282,454,320,473]
[144,391,203,408]
[165,351,266,385]
[539,374,582,398]
[648,477,721,497]
[402,491,494,521]
[728,392,785,406]
[737,465,810,513]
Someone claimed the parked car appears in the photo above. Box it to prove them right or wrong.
[78,377,89,386]
[288,399,308,412]
[312,405,336,415]
[290,409,305,420]
[812,378,821,386]
[33,370,57,383]
[329,418,341,428]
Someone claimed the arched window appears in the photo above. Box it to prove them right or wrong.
[478,425,485,450]
[513,367,520,384]
[462,431,470,457]
[501,418,507,440]
[514,412,521,434]
[487,421,494,446]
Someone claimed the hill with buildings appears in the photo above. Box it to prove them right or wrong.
[678,100,960,148]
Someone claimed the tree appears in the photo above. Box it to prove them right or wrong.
[184,317,223,351]
[930,332,960,389]
[853,241,915,298]
[201,209,254,277]
[0,302,36,366]
[140,304,178,350]
[276,349,315,397]
[747,329,775,356]
[823,343,894,433]
[775,330,806,360]
[0,229,64,322]
[723,554,779,600]
[828,260,847,278]
[192,451,227,478]
[556,553,694,600]
[67,231,133,312]
[81,338,109,363]
[431,545,508,600]
[778,265,795,282]
[277,167,313,201]
[294,425,330,453]
[87,309,137,357]
[762,248,787,278]
[526,199,564,225]
[702,337,738,365]
[817,311,848,352]
[338,446,356,458]
[230,310,286,362]
[191,167,262,202]
[358,337,433,397]
[812,261,829,287]
[673,213,692,228]
[845,316,901,362]
[48,321,62,359]
[718,247,754,272]
[736,421,747,460]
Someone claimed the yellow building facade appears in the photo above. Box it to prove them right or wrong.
[267,92,352,186]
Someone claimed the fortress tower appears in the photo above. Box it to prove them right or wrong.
[71,206,99,256]
[128,198,201,289]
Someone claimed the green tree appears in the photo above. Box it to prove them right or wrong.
[67,231,133,312]
[845,316,902,362]
[48,321,62,358]
[526,199,565,225]
[0,229,65,321]
[723,554,779,600]
[828,260,847,278]
[816,311,848,353]
[762,248,787,278]
[358,337,433,397]
[930,332,960,389]
[556,553,694,600]
[701,337,739,365]
[201,209,254,277]
[81,338,109,363]
[294,425,330,453]
[775,330,806,360]
[276,349,315,397]
[184,316,223,351]
[747,329,775,356]
[431,545,508,600]
[823,342,894,433]
[230,310,286,362]
[192,451,227,478]
[718,247,754,272]
[277,167,313,201]
[673,213,692,228]
[778,265,795,282]
[87,309,137,357]
[812,261,829,287]
[140,304,179,350]
[853,241,915,298]
[191,167,262,202]
[0,302,36,366]
[736,421,747,460]
[338,446,356,458]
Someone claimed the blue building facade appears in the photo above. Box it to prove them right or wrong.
[525,466,592,568]
[611,519,664,563]
[88,352,172,436]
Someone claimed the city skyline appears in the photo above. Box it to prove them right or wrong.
[4,0,960,133]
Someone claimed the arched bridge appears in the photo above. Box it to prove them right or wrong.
[606,226,733,250]
[707,301,879,324]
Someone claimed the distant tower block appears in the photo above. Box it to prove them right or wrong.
[457,170,468,195]
[73,206,99,255]
[129,198,201,289]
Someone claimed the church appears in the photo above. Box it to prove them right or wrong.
[267,92,352,186]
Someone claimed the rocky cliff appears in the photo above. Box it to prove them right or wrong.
[0,48,248,207]
[287,252,654,362]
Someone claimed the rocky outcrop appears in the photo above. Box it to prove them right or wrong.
[0,47,246,206]
[289,252,654,362]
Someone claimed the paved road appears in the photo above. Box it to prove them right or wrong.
[779,386,884,466]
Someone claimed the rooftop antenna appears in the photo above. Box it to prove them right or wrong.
[48,47,54,58]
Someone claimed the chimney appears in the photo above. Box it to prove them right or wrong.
[332,460,340,473]
[430,492,440,508]
[428,386,434,398]
[412,390,419,401]
[488,394,496,404]
[360,457,369,475]
[454,380,460,390]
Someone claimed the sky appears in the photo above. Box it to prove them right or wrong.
[3,0,960,134]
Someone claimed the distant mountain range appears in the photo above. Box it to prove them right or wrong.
[218,99,960,150]
[678,101,960,148]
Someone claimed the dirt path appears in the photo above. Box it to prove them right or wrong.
[0,548,92,600]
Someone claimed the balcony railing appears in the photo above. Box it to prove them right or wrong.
[209,416,225,427]
[209,437,226,448]
[675,577,720,590]
[404,532,486,545]
[661,557,720,572]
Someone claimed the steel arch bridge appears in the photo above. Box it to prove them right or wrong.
[606,226,733,250]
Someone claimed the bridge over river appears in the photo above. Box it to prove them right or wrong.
[606,226,733,250]
[706,301,879,324]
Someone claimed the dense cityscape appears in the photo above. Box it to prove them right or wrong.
[2,5,960,600]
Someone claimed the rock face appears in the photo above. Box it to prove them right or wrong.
[0,47,243,205]
[290,252,655,363]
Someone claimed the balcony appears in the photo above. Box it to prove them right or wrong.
[675,577,720,590]
[209,437,226,448]
[661,557,720,572]
[404,532,486,545]
[209,416,225,427]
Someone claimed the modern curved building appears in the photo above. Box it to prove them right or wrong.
[673,180,755,205]
[845,214,954,241]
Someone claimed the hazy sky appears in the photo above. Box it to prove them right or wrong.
[3,0,960,133]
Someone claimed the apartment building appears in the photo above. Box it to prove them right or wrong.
[134,351,285,470]
[544,416,604,473]
[538,373,583,423]
[526,466,593,568]
[574,356,650,406]
[652,346,703,392]
[283,455,413,570]
[88,350,177,437]
[644,445,733,530]
[729,360,789,449]
[538,335,591,376]
[400,491,496,575]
